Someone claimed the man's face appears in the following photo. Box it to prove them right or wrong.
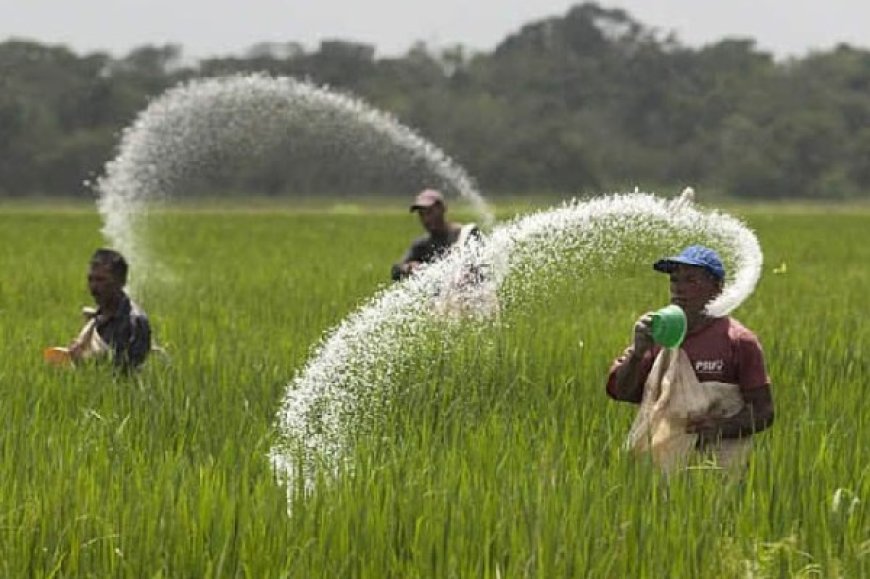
[416,202,446,233]
[88,263,122,306]
[668,264,722,315]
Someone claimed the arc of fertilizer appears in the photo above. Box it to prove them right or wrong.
[270,190,763,493]
[95,74,494,288]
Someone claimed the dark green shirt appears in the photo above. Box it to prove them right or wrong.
[391,225,480,281]
[94,294,152,371]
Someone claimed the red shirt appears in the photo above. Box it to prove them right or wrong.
[606,316,770,404]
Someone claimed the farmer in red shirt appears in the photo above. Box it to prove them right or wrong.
[606,245,774,447]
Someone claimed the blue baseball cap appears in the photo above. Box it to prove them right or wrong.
[653,245,726,280]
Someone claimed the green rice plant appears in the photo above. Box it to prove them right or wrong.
[0,205,866,577]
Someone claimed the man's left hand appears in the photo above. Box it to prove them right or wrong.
[687,415,727,449]
[685,415,720,439]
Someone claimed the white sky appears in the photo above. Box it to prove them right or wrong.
[0,0,867,60]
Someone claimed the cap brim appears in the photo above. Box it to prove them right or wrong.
[653,257,722,278]
[653,257,692,273]
[410,202,438,212]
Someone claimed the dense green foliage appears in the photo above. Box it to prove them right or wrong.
[2,3,869,200]
[0,203,867,576]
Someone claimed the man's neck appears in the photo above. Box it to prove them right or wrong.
[98,292,126,318]
[686,313,717,333]
[428,223,452,237]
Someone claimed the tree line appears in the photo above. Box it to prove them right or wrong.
[1,3,868,200]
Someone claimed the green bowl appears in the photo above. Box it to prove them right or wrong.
[650,304,687,348]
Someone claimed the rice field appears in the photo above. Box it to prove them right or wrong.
[0,202,867,577]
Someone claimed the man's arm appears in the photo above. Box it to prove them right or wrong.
[690,384,774,443]
[607,347,649,403]
[68,311,102,361]
[693,329,774,440]
[391,239,425,281]
[123,315,152,371]
[606,313,655,403]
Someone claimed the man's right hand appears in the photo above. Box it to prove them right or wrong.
[608,313,655,402]
[67,340,85,361]
[631,313,655,358]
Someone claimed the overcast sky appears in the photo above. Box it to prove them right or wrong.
[1,0,867,60]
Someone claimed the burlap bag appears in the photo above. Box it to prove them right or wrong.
[73,311,111,361]
[626,348,751,474]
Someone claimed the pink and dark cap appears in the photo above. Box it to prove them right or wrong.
[410,189,445,212]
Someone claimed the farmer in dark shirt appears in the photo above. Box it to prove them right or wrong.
[68,248,151,371]
[391,189,479,281]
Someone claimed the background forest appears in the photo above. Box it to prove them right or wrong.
[1,3,868,200]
